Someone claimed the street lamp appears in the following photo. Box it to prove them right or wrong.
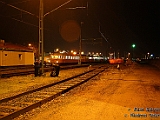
[132,44,136,60]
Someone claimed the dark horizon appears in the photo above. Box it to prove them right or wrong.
[0,0,159,58]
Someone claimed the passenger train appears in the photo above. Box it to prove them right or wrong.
[44,52,106,65]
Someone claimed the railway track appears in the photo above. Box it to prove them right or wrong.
[0,64,89,78]
[0,65,107,120]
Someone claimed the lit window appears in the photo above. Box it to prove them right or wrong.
[54,55,58,59]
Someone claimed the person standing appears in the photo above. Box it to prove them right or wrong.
[34,59,40,77]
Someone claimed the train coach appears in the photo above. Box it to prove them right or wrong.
[44,52,106,65]
[109,59,124,64]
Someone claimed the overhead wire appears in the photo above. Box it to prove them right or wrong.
[44,0,72,17]
[11,0,32,5]
[11,17,38,28]
[0,0,38,18]
[78,1,112,46]
[0,0,56,32]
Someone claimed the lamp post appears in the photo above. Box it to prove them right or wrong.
[132,44,135,60]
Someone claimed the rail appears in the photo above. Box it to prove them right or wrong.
[0,64,90,78]
[0,65,107,120]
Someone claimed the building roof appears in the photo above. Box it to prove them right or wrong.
[0,42,33,52]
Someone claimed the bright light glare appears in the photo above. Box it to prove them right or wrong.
[73,52,77,55]
[132,44,135,48]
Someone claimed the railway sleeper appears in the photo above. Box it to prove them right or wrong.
[37,91,58,95]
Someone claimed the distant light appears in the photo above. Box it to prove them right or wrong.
[56,48,59,52]
[81,52,84,55]
[28,43,32,47]
[73,52,77,55]
[60,50,66,53]
[151,54,153,57]
[132,44,136,48]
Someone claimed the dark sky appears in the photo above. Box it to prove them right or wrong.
[0,0,159,57]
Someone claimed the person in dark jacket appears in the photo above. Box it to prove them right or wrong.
[50,63,60,77]
[34,59,40,77]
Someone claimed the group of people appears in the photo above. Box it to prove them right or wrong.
[34,59,60,77]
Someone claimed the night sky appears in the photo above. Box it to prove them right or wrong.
[0,0,159,58]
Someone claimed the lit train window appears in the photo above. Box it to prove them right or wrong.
[75,56,79,59]
[88,57,92,59]
[54,55,58,59]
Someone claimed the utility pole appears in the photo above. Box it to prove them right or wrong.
[39,0,84,72]
[39,0,44,73]
[78,22,83,65]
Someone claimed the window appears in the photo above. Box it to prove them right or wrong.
[19,54,22,60]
